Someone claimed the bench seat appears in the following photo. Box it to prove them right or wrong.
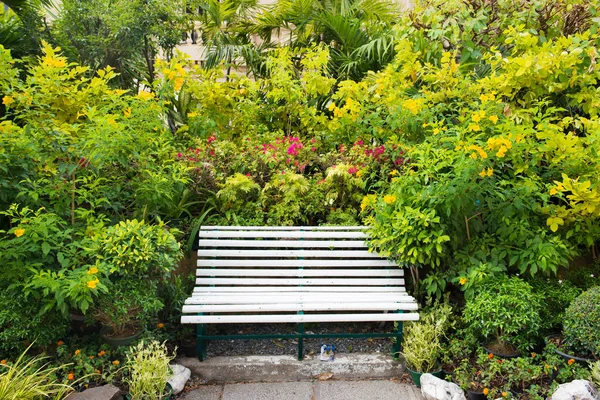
[181,226,419,360]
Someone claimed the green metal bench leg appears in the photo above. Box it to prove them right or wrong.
[298,311,304,361]
[197,314,207,361]
[392,311,403,360]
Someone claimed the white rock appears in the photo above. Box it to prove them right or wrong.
[168,364,191,395]
[551,380,600,400]
[420,373,466,400]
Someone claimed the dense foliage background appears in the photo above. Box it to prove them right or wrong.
[0,0,599,385]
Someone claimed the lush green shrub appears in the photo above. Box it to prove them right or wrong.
[464,276,542,352]
[125,340,175,400]
[88,219,182,279]
[563,286,600,358]
[93,280,163,336]
[0,290,69,357]
[529,278,581,332]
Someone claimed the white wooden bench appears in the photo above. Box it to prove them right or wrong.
[180,226,419,360]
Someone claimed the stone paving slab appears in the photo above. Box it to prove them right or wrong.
[181,380,424,400]
[315,380,423,400]
[222,382,314,400]
[180,385,223,400]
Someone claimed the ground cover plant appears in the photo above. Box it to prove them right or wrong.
[0,0,600,397]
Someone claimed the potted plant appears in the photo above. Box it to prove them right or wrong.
[86,219,182,346]
[94,280,163,347]
[464,276,542,357]
[554,285,600,362]
[125,340,175,400]
[401,305,451,387]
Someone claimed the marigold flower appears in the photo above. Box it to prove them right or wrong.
[14,228,25,237]
[67,372,75,381]
[112,360,120,365]
[502,392,508,397]
[483,388,489,395]
[157,323,164,329]
[568,358,575,365]
[87,267,99,275]
[74,349,81,355]
[531,352,537,358]
[98,350,106,357]
[0,360,6,365]
[383,195,397,205]
[56,340,64,346]
[488,353,494,359]
[89,355,94,360]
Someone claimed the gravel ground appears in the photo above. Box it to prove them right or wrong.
[205,322,396,357]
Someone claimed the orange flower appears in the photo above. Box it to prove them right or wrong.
[568,358,575,365]
[95,369,101,374]
[112,360,120,365]
[57,340,64,346]
[531,352,537,358]
[98,350,106,357]
[483,388,489,395]
[67,372,75,381]
[502,392,508,397]
[0,360,7,365]
[89,355,94,360]
[488,353,494,359]
[157,323,165,329]
[74,349,81,355]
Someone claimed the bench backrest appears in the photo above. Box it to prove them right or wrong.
[196,226,405,293]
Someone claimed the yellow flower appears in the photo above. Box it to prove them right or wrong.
[489,115,498,124]
[356,170,363,178]
[472,114,482,123]
[389,169,399,176]
[86,279,99,289]
[459,277,467,285]
[74,349,81,355]
[2,96,14,106]
[136,91,155,101]
[432,128,440,135]
[468,123,481,132]
[483,388,489,395]
[402,98,422,115]
[383,195,397,205]
[502,392,508,397]
[112,360,120,365]
[479,169,487,178]
[187,112,200,118]
[479,94,489,103]
[496,146,507,158]
[327,102,336,111]
[550,187,558,195]
[87,267,99,275]
[175,78,185,91]
[123,108,131,118]
[487,168,493,177]
[14,228,25,237]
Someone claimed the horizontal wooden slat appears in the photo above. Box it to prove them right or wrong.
[201,226,365,231]
[196,269,404,277]
[197,240,368,248]
[198,250,380,258]
[199,231,366,239]
[196,278,404,286]
[197,259,396,267]
[193,286,406,293]
[186,294,414,304]
[181,313,420,324]
[182,302,419,313]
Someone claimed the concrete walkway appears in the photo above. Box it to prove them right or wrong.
[181,380,424,400]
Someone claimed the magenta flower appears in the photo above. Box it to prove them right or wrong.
[348,167,358,175]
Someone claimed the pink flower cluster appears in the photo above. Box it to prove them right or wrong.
[287,137,303,156]
[365,145,386,160]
